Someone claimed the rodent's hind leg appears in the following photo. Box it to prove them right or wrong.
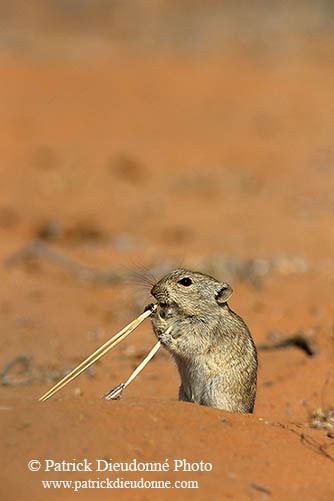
[199,377,236,412]
[200,375,256,412]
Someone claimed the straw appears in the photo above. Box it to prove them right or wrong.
[39,305,157,402]
[102,337,165,400]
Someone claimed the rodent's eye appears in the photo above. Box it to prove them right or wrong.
[178,277,193,286]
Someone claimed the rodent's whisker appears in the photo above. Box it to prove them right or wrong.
[128,267,158,289]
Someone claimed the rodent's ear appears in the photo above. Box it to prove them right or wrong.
[215,283,233,304]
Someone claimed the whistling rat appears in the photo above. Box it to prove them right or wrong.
[150,269,257,413]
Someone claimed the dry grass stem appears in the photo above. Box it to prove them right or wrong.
[39,305,157,402]
[102,335,166,400]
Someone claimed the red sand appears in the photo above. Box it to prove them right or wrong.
[0,4,334,500]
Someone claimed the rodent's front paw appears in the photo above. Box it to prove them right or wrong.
[158,330,173,346]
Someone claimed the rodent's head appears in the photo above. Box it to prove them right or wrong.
[151,269,233,318]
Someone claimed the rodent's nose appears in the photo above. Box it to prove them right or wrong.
[151,283,168,305]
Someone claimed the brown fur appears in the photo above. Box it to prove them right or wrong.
[150,269,257,413]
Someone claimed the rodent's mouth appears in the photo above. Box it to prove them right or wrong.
[157,301,169,319]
